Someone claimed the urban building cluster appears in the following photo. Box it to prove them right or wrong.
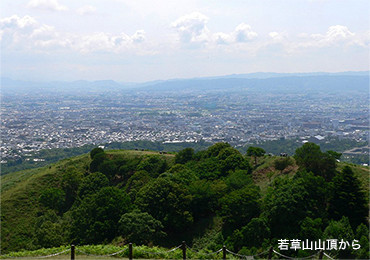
[1,88,368,163]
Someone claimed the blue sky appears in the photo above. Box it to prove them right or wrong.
[1,0,369,82]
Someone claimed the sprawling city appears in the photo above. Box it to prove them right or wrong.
[1,75,368,164]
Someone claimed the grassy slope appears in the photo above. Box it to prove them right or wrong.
[1,151,368,254]
[250,156,369,197]
[0,150,174,253]
[1,154,90,252]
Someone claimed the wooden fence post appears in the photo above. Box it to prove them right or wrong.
[222,245,226,260]
[71,245,75,260]
[268,246,273,260]
[319,250,323,260]
[182,241,186,260]
[129,243,133,260]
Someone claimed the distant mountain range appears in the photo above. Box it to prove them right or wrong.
[1,71,369,93]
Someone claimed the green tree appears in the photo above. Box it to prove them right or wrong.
[328,166,368,228]
[78,172,109,198]
[125,170,152,201]
[34,210,66,248]
[227,217,270,251]
[294,143,336,181]
[90,147,104,159]
[323,216,354,259]
[299,217,323,241]
[326,150,342,160]
[225,170,253,191]
[175,148,194,164]
[204,142,232,158]
[71,187,131,244]
[194,157,221,180]
[188,179,218,220]
[217,147,251,175]
[61,167,83,210]
[118,157,141,181]
[135,178,193,233]
[355,223,369,259]
[98,160,118,179]
[90,152,107,173]
[39,188,65,213]
[137,155,167,177]
[220,185,261,231]
[263,172,328,238]
[246,146,265,166]
[119,210,165,245]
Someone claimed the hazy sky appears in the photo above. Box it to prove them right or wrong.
[1,0,369,82]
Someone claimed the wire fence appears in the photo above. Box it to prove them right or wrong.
[0,243,334,260]
[2,249,71,259]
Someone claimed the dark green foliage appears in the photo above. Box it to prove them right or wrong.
[98,160,118,179]
[328,166,368,228]
[61,167,83,210]
[71,187,131,244]
[327,150,342,160]
[90,152,107,173]
[90,147,104,160]
[175,148,194,164]
[135,178,193,233]
[299,217,323,241]
[118,157,141,180]
[34,210,66,248]
[188,180,218,220]
[168,164,198,185]
[137,155,168,177]
[355,223,369,259]
[263,171,328,238]
[217,147,250,175]
[193,157,221,180]
[220,185,261,231]
[39,188,65,213]
[78,172,109,198]
[225,170,253,191]
[273,157,293,173]
[125,170,152,201]
[294,142,336,181]
[227,217,270,251]
[119,210,165,245]
[323,216,355,259]
[204,142,232,158]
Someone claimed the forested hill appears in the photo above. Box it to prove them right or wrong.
[1,143,369,259]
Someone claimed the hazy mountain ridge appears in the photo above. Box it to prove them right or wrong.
[1,71,369,93]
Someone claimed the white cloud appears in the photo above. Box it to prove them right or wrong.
[132,30,145,43]
[171,13,257,48]
[213,32,232,45]
[171,12,210,45]
[1,15,39,46]
[269,31,285,42]
[295,25,360,48]
[212,23,257,45]
[77,5,97,16]
[27,0,68,11]
[233,23,258,42]
[0,15,37,31]
[0,15,148,54]
[75,30,146,53]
